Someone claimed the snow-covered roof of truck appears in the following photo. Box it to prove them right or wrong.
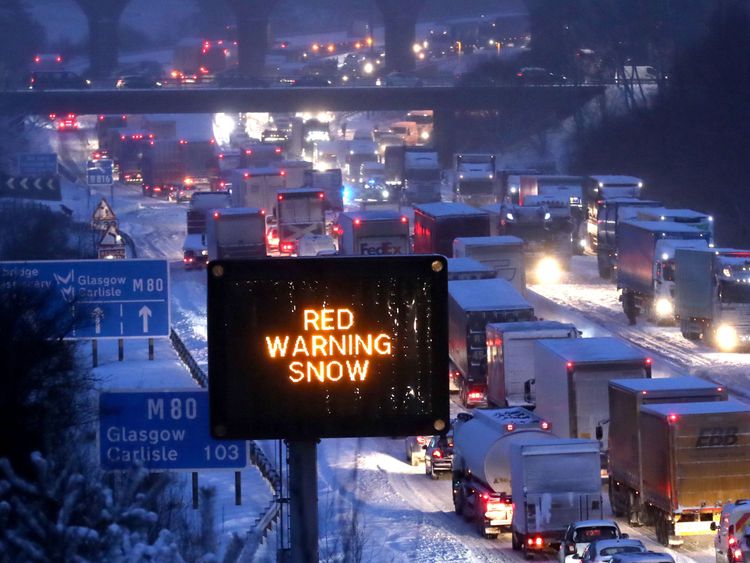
[620,220,705,234]
[610,376,723,392]
[182,233,206,250]
[277,187,323,196]
[449,278,531,311]
[340,210,402,222]
[600,198,659,205]
[473,406,544,427]
[447,257,494,273]
[414,202,488,217]
[588,175,643,185]
[536,337,647,363]
[642,399,749,417]
[639,207,711,220]
[212,207,262,217]
[487,320,576,333]
[453,236,525,247]
[232,167,282,176]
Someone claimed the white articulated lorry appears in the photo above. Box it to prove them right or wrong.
[452,407,556,539]
[485,320,580,409]
[675,247,750,351]
[533,337,652,474]
[616,220,709,325]
[510,439,604,557]
[205,207,266,261]
[453,153,497,207]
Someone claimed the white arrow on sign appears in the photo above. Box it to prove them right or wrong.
[34,178,43,190]
[20,178,29,190]
[138,306,152,333]
[92,307,104,335]
[6,178,14,190]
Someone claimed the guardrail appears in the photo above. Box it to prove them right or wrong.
[168,326,282,553]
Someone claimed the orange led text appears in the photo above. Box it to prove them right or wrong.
[265,308,392,384]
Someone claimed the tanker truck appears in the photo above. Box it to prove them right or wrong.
[452,407,556,539]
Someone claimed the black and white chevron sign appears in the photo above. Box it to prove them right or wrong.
[0,175,61,201]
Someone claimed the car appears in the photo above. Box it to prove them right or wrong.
[580,539,646,563]
[714,499,750,563]
[560,520,624,563]
[515,66,567,85]
[28,70,90,90]
[404,435,430,466]
[293,75,333,87]
[610,552,674,563]
[115,75,163,89]
[32,53,63,67]
[379,72,423,87]
[424,432,453,479]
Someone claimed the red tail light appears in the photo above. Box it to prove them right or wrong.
[245,149,253,155]
[668,413,679,423]
[277,194,284,201]
[416,436,427,445]
[280,170,286,176]
[213,211,220,219]
[468,391,484,401]
[353,218,361,226]
[274,147,282,154]
[505,423,515,432]
[401,216,408,223]
[318,192,325,199]
[566,361,574,370]
[432,449,443,459]
[540,421,550,430]
[281,241,295,253]
[732,548,743,561]
[527,537,543,547]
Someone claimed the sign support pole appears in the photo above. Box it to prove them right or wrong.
[192,472,199,509]
[148,338,154,360]
[234,471,241,505]
[92,339,98,368]
[118,338,124,361]
[289,439,318,563]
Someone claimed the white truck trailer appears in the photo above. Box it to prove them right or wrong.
[205,207,266,261]
[335,210,410,256]
[485,320,580,408]
[453,236,526,295]
[533,337,652,469]
[510,439,603,556]
[452,407,556,539]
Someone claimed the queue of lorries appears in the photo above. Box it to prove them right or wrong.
[393,172,750,561]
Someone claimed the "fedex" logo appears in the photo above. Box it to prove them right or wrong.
[360,242,404,256]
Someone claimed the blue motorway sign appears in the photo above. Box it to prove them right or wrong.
[87,159,114,186]
[0,259,169,339]
[99,390,247,471]
[18,153,58,176]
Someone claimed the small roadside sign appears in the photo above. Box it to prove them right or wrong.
[18,153,58,176]
[87,159,113,186]
[91,198,118,230]
[99,390,248,471]
[97,225,126,259]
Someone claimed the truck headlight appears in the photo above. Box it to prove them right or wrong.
[381,189,390,199]
[654,297,674,318]
[716,324,739,351]
[535,256,562,284]
[579,239,587,248]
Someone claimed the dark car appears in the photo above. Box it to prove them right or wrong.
[515,67,567,84]
[424,432,453,479]
[293,75,332,87]
[28,70,90,90]
[115,75,163,89]
[214,68,270,88]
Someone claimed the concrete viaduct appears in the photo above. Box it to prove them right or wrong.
[68,0,426,79]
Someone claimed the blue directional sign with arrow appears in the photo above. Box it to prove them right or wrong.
[87,158,113,186]
[0,259,169,338]
[99,390,247,471]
